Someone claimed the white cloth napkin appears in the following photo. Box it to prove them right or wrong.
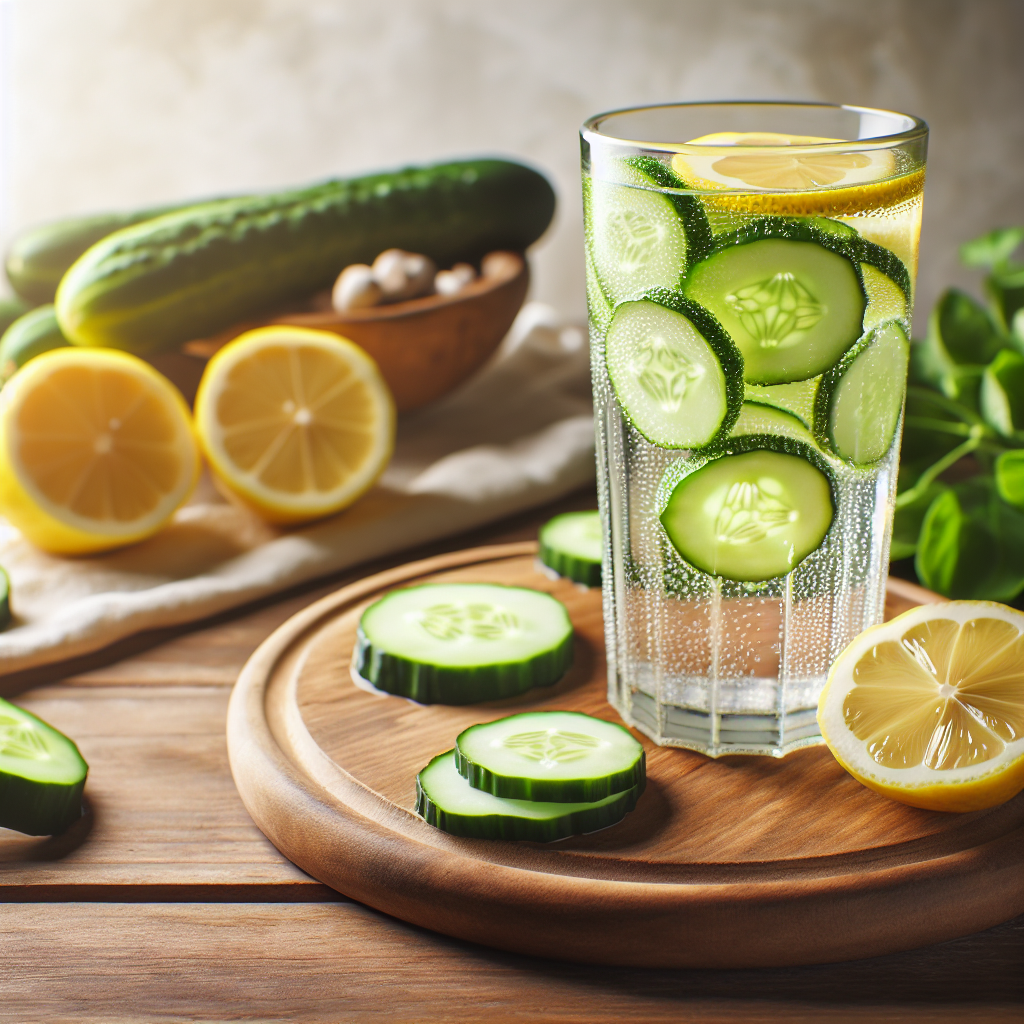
[0,303,595,676]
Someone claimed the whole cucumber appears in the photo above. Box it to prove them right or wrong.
[6,205,182,306]
[56,159,556,355]
[0,304,70,384]
[0,296,31,335]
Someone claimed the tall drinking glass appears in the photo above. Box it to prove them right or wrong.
[582,102,927,756]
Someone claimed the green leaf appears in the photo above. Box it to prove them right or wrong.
[899,385,982,484]
[891,481,948,561]
[960,227,1024,269]
[980,349,1024,436]
[915,478,1024,600]
[995,449,1024,509]
[987,268,1024,335]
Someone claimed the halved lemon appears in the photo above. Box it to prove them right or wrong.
[670,131,920,218]
[818,601,1024,812]
[194,326,395,525]
[0,348,200,554]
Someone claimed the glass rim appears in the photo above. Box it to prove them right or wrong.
[581,100,929,153]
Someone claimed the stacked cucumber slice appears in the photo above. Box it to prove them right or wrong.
[354,583,574,705]
[416,710,646,841]
[586,156,914,583]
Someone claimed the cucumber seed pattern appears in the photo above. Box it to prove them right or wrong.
[606,209,660,273]
[502,729,601,766]
[417,602,519,642]
[0,715,51,760]
[632,334,705,412]
[714,480,799,545]
[725,272,824,350]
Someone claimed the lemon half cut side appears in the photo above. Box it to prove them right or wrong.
[818,601,1024,812]
[0,347,200,555]
[194,326,395,525]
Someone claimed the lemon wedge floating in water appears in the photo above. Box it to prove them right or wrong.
[0,348,200,555]
[817,601,1024,812]
[194,326,395,525]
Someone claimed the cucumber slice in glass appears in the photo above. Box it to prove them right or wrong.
[815,321,910,465]
[605,294,743,448]
[659,435,835,583]
[681,218,867,385]
[416,749,642,842]
[861,263,909,332]
[354,583,574,705]
[538,511,603,587]
[0,697,88,835]
[743,377,820,428]
[730,400,814,444]
[587,157,710,306]
[456,710,645,803]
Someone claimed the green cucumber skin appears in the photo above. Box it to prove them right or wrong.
[0,305,71,383]
[614,288,746,447]
[455,735,645,803]
[624,156,713,270]
[56,159,556,355]
[0,566,10,630]
[813,320,909,464]
[354,624,574,706]
[538,542,602,587]
[0,698,87,836]
[0,297,32,336]
[416,766,644,842]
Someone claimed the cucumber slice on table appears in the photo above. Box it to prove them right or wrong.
[681,218,867,385]
[538,511,603,587]
[587,157,710,306]
[815,320,910,465]
[456,710,645,802]
[659,434,835,583]
[354,583,574,705]
[605,294,743,448]
[416,749,642,842]
[0,697,87,835]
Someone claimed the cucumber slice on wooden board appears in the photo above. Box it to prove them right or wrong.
[354,583,573,705]
[659,434,835,583]
[814,321,910,465]
[605,293,743,449]
[416,748,642,842]
[587,157,710,306]
[538,511,603,587]
[682,219,867,385]
[455,710,645,802]
[0,697,87,835]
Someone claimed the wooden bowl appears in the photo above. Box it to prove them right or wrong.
[154,251,529,413]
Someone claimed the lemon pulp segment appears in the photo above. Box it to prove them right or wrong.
[195,327,395,523]
[0,348,199,553]
[818,601,1024,811]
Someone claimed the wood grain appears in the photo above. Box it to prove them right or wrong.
[227,543,1024,968]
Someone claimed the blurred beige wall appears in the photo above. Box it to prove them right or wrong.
[2,0,1022,325]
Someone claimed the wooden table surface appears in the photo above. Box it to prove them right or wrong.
[0,491,1020,1023]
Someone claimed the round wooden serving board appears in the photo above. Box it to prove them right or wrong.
[226,543,1024,968]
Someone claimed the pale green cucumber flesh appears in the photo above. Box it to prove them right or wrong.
[861,263,909,332]
[730,401,814,444]
[743,378,820,428]
[416,749,642,841]
[605,297,741,448]
[0,696,88,835]
[354,583,573,705]
[538,511,603,587]
[455,710,645,802]
[682,237,866,384]
[660,441,835,582]
[815,321,910,465]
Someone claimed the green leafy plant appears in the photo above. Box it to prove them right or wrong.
[893,228,1024,602]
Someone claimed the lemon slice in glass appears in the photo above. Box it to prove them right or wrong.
[817,601,1024,812]
[0,348,200,554]
[194,326,395,524]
